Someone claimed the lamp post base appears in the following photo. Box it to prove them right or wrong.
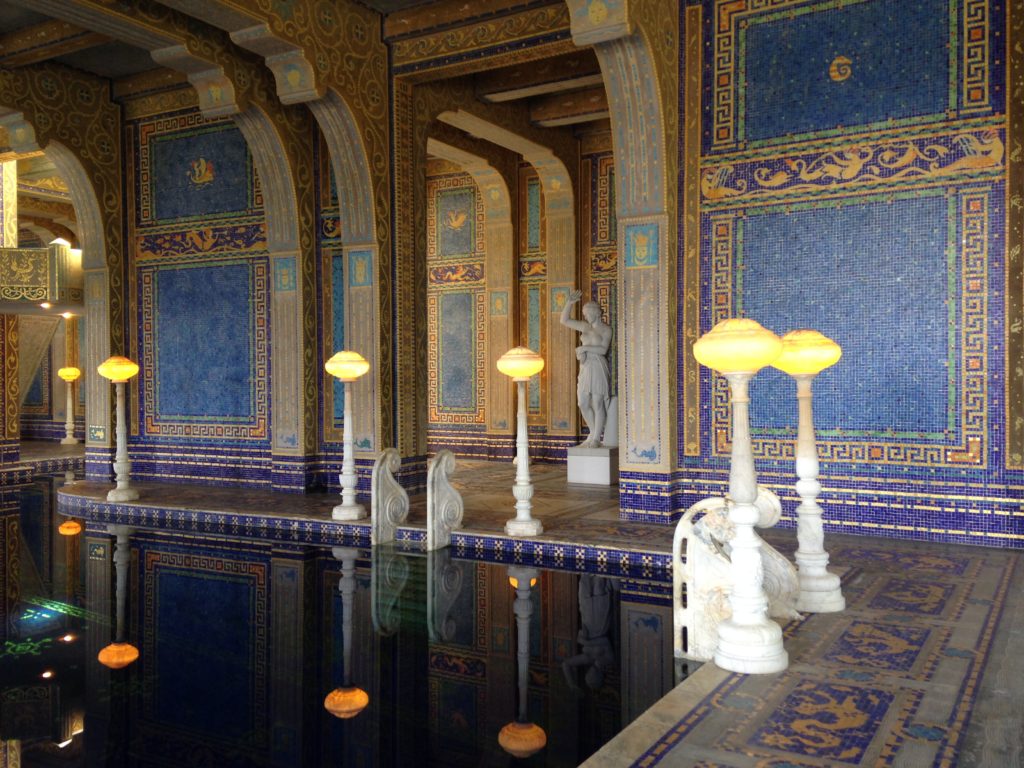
[505,518,543,536]
[333,503,367,521]
[61,436,78,446]
[107,487,139,502]
[714,617,788,674]
[797,572,845,613]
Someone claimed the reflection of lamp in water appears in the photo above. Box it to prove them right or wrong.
[499,566,546,758]
[324,547,369,719]
[324,352,371,521]
[772,330,845,613]
[97,356,140,502]
[693,318,788,674]
[497,347,545,537]
[57,367,81,445]
[98,526,139,669]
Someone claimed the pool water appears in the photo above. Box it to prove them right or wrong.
[0,476,677,766]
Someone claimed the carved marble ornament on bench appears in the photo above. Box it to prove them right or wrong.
[673,486,800,662]
[427,449,464,551]
[371,447,409,545]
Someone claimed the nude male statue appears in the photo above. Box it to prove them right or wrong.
[559,289,613,448]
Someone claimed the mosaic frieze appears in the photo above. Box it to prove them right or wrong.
[701,126,1005,206]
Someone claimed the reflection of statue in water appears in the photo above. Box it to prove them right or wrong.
[563,575,617,691]
[560,289,613,448]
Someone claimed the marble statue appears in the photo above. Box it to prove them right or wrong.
[560,289,613,447]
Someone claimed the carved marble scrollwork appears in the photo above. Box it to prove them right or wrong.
[426,449,464,551]
[371,545,408,637]
[370,447,409,545]
[672,487,800,662]
[427,548,464,643]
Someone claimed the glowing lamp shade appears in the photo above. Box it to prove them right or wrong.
[97,356,139,383]
[772,330,842,376]
[498,721,547,758]
[58,519,82,536]
[323,686,369,719]
[324,351,370,382]
[497,347,544,381]
[57,366,81,383]
[508,575,538,589]
[693,318,782,374]
[98,642,139,669]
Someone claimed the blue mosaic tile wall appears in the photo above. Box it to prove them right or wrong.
[425,168,490,459]
[674,0,1021,548]
[126,108,272,486]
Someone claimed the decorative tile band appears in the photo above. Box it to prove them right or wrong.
[59,491,674,579]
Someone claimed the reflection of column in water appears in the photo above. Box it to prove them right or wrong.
[97,525,138,669]
[563,574,617,691]
[324,547,369,719]
[499,566,546,759]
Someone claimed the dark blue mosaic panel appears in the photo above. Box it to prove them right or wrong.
[744,0,950,143]
[743,193,950,435]
[155,262,255,420]
[150,124,252,222]
[440,291,476,410]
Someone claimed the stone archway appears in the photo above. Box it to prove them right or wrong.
[565,0,679,515]
[426,137,516,437]
[0,62,124,479]
[436,110,578,439]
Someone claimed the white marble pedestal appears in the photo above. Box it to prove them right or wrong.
[567,446,618,485]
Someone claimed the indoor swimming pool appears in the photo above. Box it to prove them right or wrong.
[0,475,678,766]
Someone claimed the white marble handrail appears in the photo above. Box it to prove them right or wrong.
[370,447,409,545]
[426,449,463,551]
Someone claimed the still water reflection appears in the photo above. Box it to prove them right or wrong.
[1,477,673,766]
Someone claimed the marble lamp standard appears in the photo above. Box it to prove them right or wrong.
[693,318,788,674]
[325,351,370,520]
[772,330,845,613]
[57,367,81,445]
[97,356,140,503]
[497,347,545,536]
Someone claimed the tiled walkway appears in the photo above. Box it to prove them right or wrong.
[587,532,1024,767]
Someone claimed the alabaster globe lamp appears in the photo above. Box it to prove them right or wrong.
[772,330,845,613]
[97,356,140,502]
[499,566,546,759]
[57,366,81,445]
[324,351,371,520]
[58,519,82,536]
[497,347,545,536]
[324,547,369,720]
[98,526,139,670]
[693,318,788,674]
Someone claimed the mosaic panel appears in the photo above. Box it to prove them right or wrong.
[706,0,997,152]
[678,0,1018,545]
[704,188,993,468]
[138,115,260,226]
[426,173,487,428]
[21,346,49,415]
[138,256,270,440]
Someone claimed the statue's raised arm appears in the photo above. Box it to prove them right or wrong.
[561,288,614,448]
